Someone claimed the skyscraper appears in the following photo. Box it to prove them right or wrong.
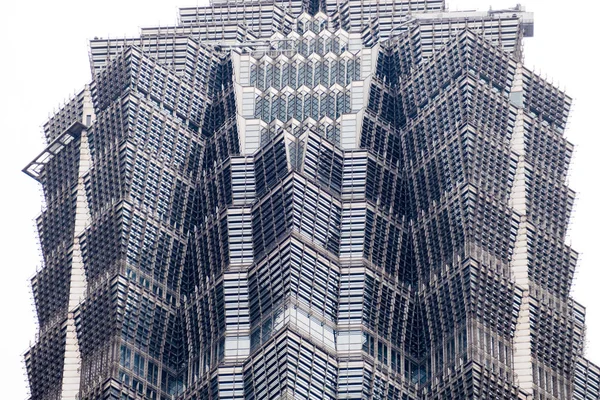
[22,0,599,399]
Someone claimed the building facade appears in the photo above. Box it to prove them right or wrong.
[23,1,599,399]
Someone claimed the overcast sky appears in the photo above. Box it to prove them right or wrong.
[0,0,597,397]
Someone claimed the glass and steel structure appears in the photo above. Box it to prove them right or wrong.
[23,1,599,399]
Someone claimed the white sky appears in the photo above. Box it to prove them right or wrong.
[0,0,597,397]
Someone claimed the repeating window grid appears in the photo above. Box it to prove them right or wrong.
[250,303,338,354]
[338,270,367,326]
[185,284,226,371]
[417,18,522,59]
[289,241,340,322]
[253,135,289,196]
[216,368,245,400]
[94,47,214,130]
[340,203,367,259]
[573,360,600,400]
[31,252,74,331]
[337,361,374,398]
[525,168,575,240]
[89,104,201,226]
[522,68,571,131]
[255,89,351,123]
[362,208,408,280]
[24,323,67,400]
[522,116,573,183]
[243,332,337,400]
[223,272,251,332]
[292,177,342,255]
[252,177,295,259]
[123,211,190,293]
[248,245,292,328]
[249,56,360,90]
[532,359,574,400]
[529,298,585,375]
[249,238,340,330]
[228,208,254,266]
[360,274,410,348]
[38,133,82,206]
[341,151,368,200]
[35,188,77,269]
[29,9,587,400]
[42,88,86,142]
[411,185,519,280]
[197,212,230,281]
[303,133,344,194]
[111,277,177,397]
[526,229,577,299]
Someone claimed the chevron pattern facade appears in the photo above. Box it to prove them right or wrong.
[24,1,599,399]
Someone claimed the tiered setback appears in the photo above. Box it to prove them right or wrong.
[24,1,599,400]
